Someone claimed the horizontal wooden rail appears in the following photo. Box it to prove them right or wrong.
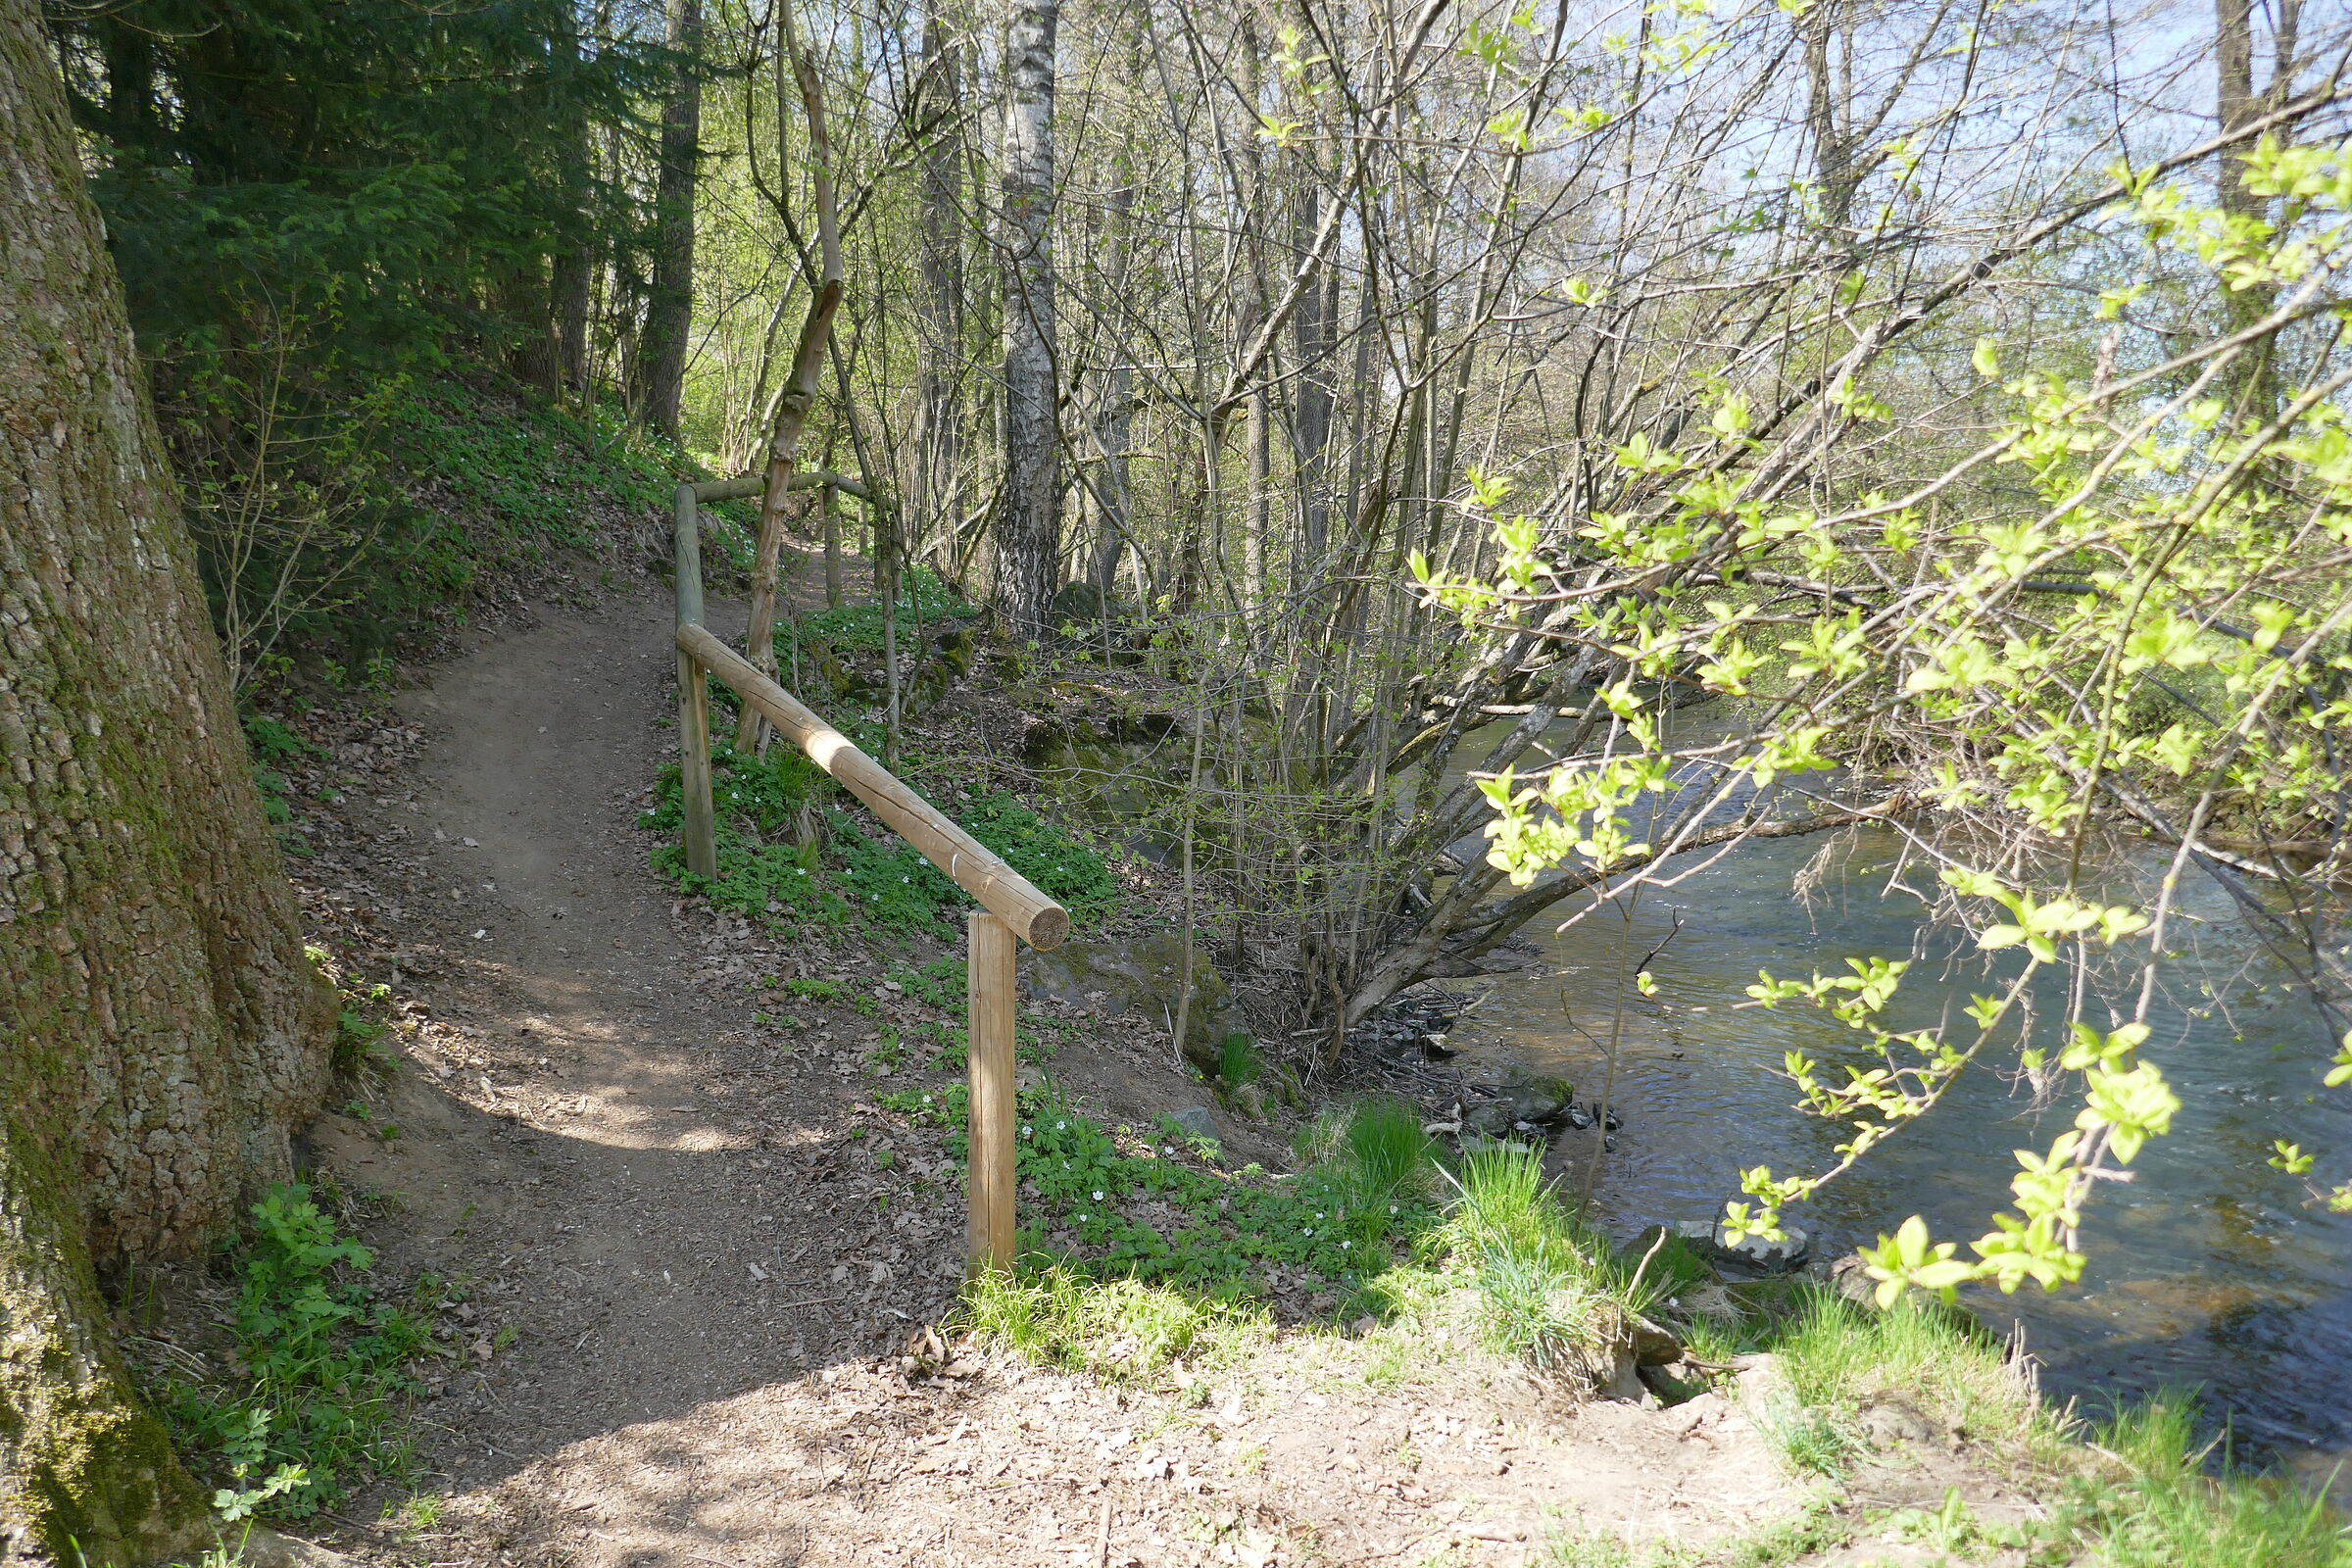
[676,621,1070,951]
[669,474,1037,1274]
[689,469,872,506]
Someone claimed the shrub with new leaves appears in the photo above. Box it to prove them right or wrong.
[1413,137,2352,1303]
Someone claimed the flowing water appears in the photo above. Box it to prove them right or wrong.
[1436,724,2352,1485]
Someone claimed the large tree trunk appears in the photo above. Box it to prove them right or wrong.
[995,0,1060,638]
[1,5,334,1560]
[638,0,703,439]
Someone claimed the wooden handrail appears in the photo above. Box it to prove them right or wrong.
[675,621,1069,950]
[668,475,1044,1274]
[690,469,872,506]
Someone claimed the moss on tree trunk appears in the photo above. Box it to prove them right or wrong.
[0,1,335,1559]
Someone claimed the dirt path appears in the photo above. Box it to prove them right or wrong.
[315,588,968,1458]
[291,588,1822,1568]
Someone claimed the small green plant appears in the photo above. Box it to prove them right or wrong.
[389,1491,448,1540]
[243,714,321,766]
[243,718,316,851]
[1885,1487,1996,1556]
[1216,1031,1262,1087]
[1156,1112,1222,1165]
[307,946,395,1075]
[877,1084,965,1127]
[212,1446,312,1524]
[252,767,296,824]
[154,1184,433,1518]
[891,956,968,1007]
[1753,1403,1856,1479]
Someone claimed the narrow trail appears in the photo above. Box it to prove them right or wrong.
[301,587,1827,1568]
[318,589,958,1452]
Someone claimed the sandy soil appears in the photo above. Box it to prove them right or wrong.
[239,584,1870,1568]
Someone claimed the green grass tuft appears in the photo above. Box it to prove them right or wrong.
[1216,1031,1263,1087]
[1343,1097,1440,1206]
[959,1265,1270,1380]
[2060,1397,2352,1567]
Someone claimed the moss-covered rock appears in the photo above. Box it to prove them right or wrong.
[1024,933,1253,1076]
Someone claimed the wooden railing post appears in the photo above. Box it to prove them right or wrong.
[673,483,717,878]
[966,909,1017,1272]
[661,521,1056,1274]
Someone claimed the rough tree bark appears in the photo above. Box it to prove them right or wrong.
[638,0,704,438]
[0,4,334,1560]
[995,0,1061,638]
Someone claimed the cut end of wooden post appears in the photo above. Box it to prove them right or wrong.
[1024,905,1071,952]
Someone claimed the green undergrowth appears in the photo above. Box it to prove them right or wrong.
[815,958,1081,1075]
[304,944,398,1077]
[381,382,678,553]
[943,1098,1659,1383]
[242,714,322,855]
[643,735,1119,935]
[790,564,970,654]
[201,376,718,680]
[149,1184,439,1521]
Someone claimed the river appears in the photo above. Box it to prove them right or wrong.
[1436,736,2352,1489]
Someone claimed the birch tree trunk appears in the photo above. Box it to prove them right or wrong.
[996,0,1060,638]
[0,3,334,1559]
[639,0,704,438]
